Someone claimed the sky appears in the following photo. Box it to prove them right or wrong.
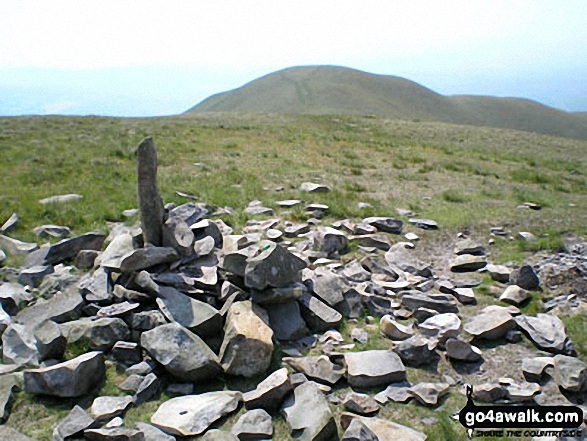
[1,0,586,117]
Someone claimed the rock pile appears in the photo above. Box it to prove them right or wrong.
[0,138,585,440]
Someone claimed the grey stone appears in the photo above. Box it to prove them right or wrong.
[201,430,239,441]
[220,301,274,378]
[0,234,38,255]
[163,216,194,256]
[135,422,176,441]
[168,202,209,226]
[39,193,82,204]
[131,310,167,332]
[0,426,38,441]
[267,301,309,341]
[19,265,54,287]
[251,282,306,305]
[0,304,11,334]
[0,213,18,234]
[522,356,554,382]
[244,200,274,216]
[191,219,223,248]
[60,316,129,351]
[141,323,221,382]
[345,350,406,388]
[281,381,337,441]
[34,319,66,360]
[510,265,540,290]
[156,286,221,337]
[408,218,438,230]
[453,287,476,304]
[464,310,516,340]
[486,264,512,283]
[2,323,39,365]
[349,234,391,251]
[137,137,165,247]
[472,383,507,403]
[98,301,140,318]
[193,236,215,256]
[33,224,71,239]
[284,355,344,385]
[79,268,111,303]
[0,374,18,422]
[300,182,330,193]
[244,241,306,290]
[499,285,530,305]
[112,341,142,365]
[408,382,450,406]
[231,408,273,440]
[14,286,84,329]
[24,351,105,397]
[449,254,487,272]
[374,382,413,404]
[400,292,459,314]
[150,391,241,436]
[304,267,346,307]
[343,392,380,415]
[24,232,106,267]
[445,338,482,362]
[84,427,144,441]
[298,291,342,332]
[350,327,369,344]
[394,336,437,367]
[53,405,96,441]
[340,413,426,441]
[119,247,178,273]
[454,239,485,255]
[380,315,414,340]
[285,223,310,237]
[341,418,379,441]
[120,374,144,392]
[553,354,587,392]
[99,232,134,270]
[90,395,134,423]
[75,249,99,269]
[505,382,541,402]
[0,249,5,265]
[362,217,403,234]
[0,282,33,315]
[515,313,573,354]
[418,312,462,343]
[243,367,292,411]
[134,373,161,405]
[313,227,348,256]
[385,243,432,277]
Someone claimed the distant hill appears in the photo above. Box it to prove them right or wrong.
[187,66,587,140]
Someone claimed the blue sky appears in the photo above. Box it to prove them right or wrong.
[1,0,586,117]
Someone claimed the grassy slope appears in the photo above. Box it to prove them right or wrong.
[188,65,587,140]
[1,112,586,440]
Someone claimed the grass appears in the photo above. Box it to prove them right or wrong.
[0,112,586,439]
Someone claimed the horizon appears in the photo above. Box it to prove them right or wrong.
[1,1,586,117]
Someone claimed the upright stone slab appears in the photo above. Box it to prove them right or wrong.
[137,137,165,247]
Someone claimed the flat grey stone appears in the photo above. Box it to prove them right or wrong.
[53,405,96,441]
[0,213,18,234]
[522,356,554,382]
[341,418,379,441]
[33,224,71,239]
[445,338,482,362]
[515,313,573,354]
[394,335,437,367]
[418,312,461,343]
[343,392,380,415]
[135,422,176,441]
[380,315,414,340]
[150,391,241,436]
[362,217,403,234]
[231,408,273,440]
[553,354,587,392]
[499,285,530,305]
[449,254,487,272]
[119,247,178,273]
[345,350,406,388]
[90,395,134,423]
[0,234,39,255]
[298,291,342,332]
[284,355,344,385]
[340,413,426,441]
[39,193,82,204]
[408,382,450,406]
[300,182,330,193]
[244,241,306,290]
[243,367,292,411]
[464,310,516,340]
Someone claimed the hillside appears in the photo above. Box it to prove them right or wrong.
[187,66,587,140]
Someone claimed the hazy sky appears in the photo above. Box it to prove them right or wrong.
[1,0,586,116]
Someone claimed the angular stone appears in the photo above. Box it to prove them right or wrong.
[163,216,195,256]
[284,355,344,385]
[0,374,18,423]
[24,351,105,397]
[499,285,530,306]
[141,323,221,382]
[472,383,507,403]
[137,137,165,247]
[515,313,573,354]
[193,236,215,256]
[131,310,167,332]
[464,310,516,340]
[75,249,99,269]
[34,319,66,360]
[2,322,38,365]
[400,292,459,314]
[19,265,54,288]
[150,391,241,436]
[156,286,221,337]
[244,200,274,216]
[244,241,306,290]
[60,316,129,351]
[231,409,273,440]
[505,382,541,402]
[395,336,437,367]
[99,232,134,271]
[169,202,209,226]
[14,286,84,329]
[281,381,336,441]
[134,422,176,441]
[251,282,306,305]
[454,239,485,255]
[267,301,308,341]
[24,232,106,267]
[298,291,342,332]
[313,227,349,256]
[0,249,5,265]
[0,426,38,441]
[510,265,540,290]
[341,418,379,441]
[522,356,554,382]
[553,354,587,392]
[486,264,512,283]
[408,382,450,406]
[453,287,476,304]
[300,182,330,193]
[362,217,403,234]
[53,405,96,441]
[112,341,142,365]
[220,301,274,378]
[380,315,414,340]
[33,224,71,239]
[0,234,38,255]
[134,372,161,405]
[90,395,134,423]
[345,350,406,388]
[374,382,413,404]
[445,338,482,362]
[39,193,82,204]
[418,313,461,343]
[0,282,33,315]
[408,218,438,230]
[349,234,391,251]
[0,213,18,234]
[243,367,292,411]
[119,247,178,273]
[449,254,487,272]
[304,267,346,307]
[84,427,144,440]
[385,243,431,277]
[343,392,380,415]
[340,413,426,441]
[201,430,238,441]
